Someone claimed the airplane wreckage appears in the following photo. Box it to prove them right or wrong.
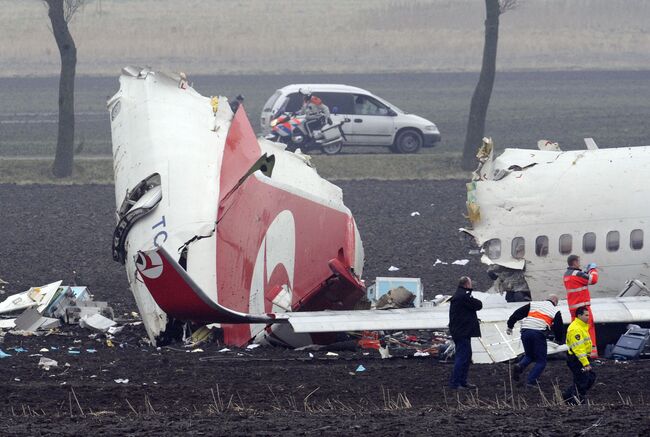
[106,67,650,363]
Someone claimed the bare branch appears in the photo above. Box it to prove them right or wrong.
[499,0,518,14]
[63,0,85,23]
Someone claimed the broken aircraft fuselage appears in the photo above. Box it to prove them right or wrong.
[463,139,650,300]
[108,67,365,347]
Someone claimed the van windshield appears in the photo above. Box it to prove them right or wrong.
[263,91,282,113]
[373,95,405,114]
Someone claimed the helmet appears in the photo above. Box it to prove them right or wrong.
[299,87,312,100]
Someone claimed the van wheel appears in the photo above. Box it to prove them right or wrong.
[322,141,343,155]
[395,129,422,153]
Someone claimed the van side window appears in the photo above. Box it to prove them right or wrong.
[559,234,572,255]
[606,231,620,252]
[353,94,389,115]
[283,93,304,113]
[485,238,501,260]
[583,232,596,253]
[631,229,644,250]
[535,236,549,256]
[511,237,525,259]
[318,92,354,114]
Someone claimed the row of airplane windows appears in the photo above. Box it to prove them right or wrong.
[486,229,645,260]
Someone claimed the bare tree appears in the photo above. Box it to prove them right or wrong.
[461,0,517,170]
[45,0,84,178]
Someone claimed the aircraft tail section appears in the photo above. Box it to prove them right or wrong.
[136,247,279,325]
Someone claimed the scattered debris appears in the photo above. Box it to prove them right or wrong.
[355,364,366,372]
[388,266,400,272]
[218,348,230,353]
[246,343,261,350]
[433,259,448,266]
[451,259,470,266]
[0,349,11,358]
[410,211,420,217]
[0,282,117,337]
[325,352,339,357]
[114,378,129,384]
[190,348,204,353]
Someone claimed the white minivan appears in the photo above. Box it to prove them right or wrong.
[260,84,441,153]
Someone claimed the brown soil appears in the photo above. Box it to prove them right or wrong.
[0,181,648,435]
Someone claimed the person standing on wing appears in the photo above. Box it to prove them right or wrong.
[563,255,599,357]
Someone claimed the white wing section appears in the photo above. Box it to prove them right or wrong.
[279,296,650,363]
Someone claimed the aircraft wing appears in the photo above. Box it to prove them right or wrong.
[281,297,650,363]
[284,297,650,333]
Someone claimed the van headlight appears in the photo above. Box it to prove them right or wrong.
[424,125,438,132]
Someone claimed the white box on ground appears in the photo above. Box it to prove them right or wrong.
[368,277,423,307]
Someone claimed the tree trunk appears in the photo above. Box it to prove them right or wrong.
[461,0,500,170]
[47,0,77,178]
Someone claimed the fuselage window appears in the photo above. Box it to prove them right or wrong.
[583,232,596,253]
[486,238,501,260]
[631,229,644,250]
[535,235,549,257]
[606,231,620,252]
[511,237,525,259]
[559,234,572,255]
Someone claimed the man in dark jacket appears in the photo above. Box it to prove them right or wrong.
[448,276,483,389]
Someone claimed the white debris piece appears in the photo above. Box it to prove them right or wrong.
[414,351,430,357]
[114,378,129,384]
[0,319,16,329]
[218,348,230,353]
[325,352,339,357]
[107,326,123,335]
[0,281,62,315]
[452,259,470,266]
[433,259,448,266]
[388,266,400,272]
[410,211,420,217]
[246,344,260,350]
[38,357,58,370]
[79,313,117,332]
[378,346,392,359]
[190,348,204,353]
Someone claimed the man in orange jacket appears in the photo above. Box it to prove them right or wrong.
[563,254,599,357]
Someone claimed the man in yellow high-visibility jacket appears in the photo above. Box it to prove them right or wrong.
[562,306,597,404]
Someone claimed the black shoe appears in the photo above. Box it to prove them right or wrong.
[459,383,477,390]
[513,365,522,382]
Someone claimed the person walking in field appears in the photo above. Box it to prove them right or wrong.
[448,276,482,390]
[506,294,565,387]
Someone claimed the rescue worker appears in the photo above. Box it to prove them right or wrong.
[297,92,330,135]
[506,294,565,387]
[448,276,482,390]
[562,306,597,404]
[563,254,599,357]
